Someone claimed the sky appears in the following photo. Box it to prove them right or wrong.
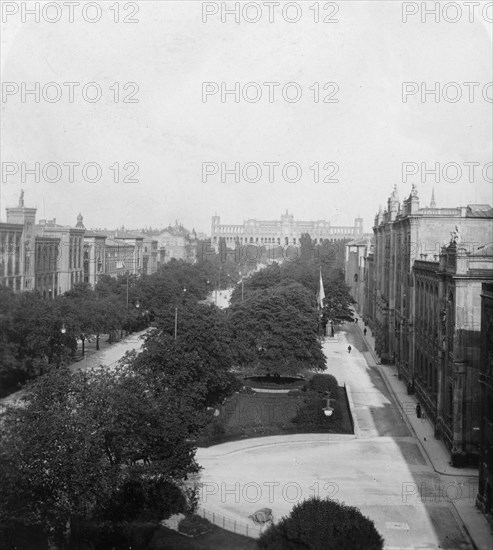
[1,0,492,235]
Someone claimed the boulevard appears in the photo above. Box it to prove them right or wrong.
[196,322,475,549]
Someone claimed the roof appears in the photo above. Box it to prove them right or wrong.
[105,238,134,248]
[113,231,144,240]
[84,230,107,238]
[0,222,23,230]
[346,238,371,247]
[466,204,493,218]
[472,244,493,257]
[159,225,193,238]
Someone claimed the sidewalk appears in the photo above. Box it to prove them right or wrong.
[0,329,150,409]
[354,314,493,550]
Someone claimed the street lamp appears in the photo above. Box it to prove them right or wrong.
[323,391,334,417]
[61,323,67,334]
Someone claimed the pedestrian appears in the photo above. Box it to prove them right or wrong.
[363,328,367,336]
[347,345,352,353]
[416,403,422,419]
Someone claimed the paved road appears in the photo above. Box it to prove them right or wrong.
[196,323,474,549]
[0,329,149,408]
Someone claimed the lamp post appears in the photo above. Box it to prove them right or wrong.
[323,391,334,417]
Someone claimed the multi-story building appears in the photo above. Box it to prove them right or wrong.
[211,211,364,248]
[345,238,372,316]
[142,236,159,275]
[36,214,85,294]
[105,237,135,279]
[109,231,144,276]
[0,191,37,292]
[413,243,493,464]
[154,223,197,263]
[365,184,493,465]
[34,235,60,298]
[477,282,493,522]
[0,221,25,292]
[83,231,107,286]
[364,246,376,327]
[370,186,492,367]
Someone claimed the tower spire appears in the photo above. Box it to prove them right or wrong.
[430,188,436,208]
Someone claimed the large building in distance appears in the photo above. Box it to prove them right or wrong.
[153,223,197,263]
[211,211,364,249]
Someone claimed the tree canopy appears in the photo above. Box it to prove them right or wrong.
[258,496,384,550]
[228,282,326,375]
[0,364,201,547]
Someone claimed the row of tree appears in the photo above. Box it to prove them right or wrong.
[0,241,245,396]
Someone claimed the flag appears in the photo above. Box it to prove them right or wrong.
[316,268,325,310]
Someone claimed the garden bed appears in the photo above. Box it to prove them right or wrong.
[198,374,353,446]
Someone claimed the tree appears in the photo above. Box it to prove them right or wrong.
[228,282,326,376]
[321,273,356,329]
[0,286,72,385]
[230,263,281,305]
[133,302,241,407]
[258,496,384,550]
[0,365,201,548]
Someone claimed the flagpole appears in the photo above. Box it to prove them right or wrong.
[317,267,325,338]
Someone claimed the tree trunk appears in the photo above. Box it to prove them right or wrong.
[81,336,85,356]
[96,333,100,350]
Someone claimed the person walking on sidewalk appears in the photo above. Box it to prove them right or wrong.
[363,327,367,336]
[347,345,352,353]
[416,403,422,419]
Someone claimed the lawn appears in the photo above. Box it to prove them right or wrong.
[198,374,353,446]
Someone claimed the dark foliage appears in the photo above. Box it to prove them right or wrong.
[257,496,384,550]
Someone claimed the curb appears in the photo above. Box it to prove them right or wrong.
[355,320,474,478]
[344,383,361,438]
[353,318,485,550]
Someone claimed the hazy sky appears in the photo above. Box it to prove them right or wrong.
[1,1,492,234]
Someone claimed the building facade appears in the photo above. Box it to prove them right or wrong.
[83,232,107,287]
[0,222,25,292]
[34,236,60,298]
[345,238,372,316]
[211,211,364,248]
[111,231,144,276]
[365,184,493,464]
[36,215,85,294]
[142,236,159,275]
[477,282,493,523]
[364,247,376,326]
[105,238,135,279]
[0,191,37,291]
[154,224,197,263]
[413,243,493,464]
